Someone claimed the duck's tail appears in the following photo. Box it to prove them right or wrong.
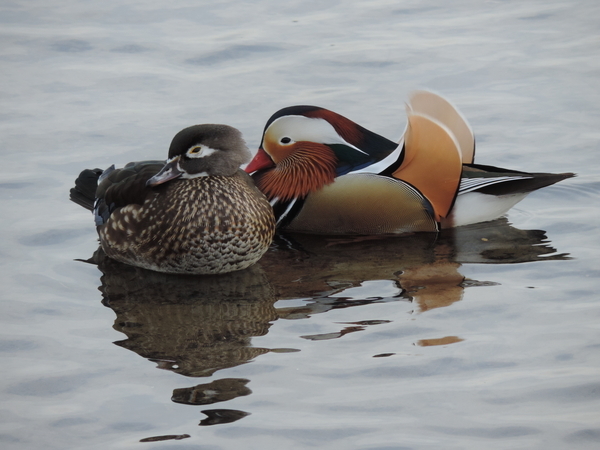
[69,168,102,211]
[460,164,576,196]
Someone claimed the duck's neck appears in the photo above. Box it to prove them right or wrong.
[255,143,337,202]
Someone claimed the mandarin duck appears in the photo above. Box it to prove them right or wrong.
[245,91,574,235]
[70,124,275,274]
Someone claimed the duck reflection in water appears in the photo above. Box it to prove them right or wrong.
[94,253,279,427]
[264,217,568,319]
[89,217,569,427]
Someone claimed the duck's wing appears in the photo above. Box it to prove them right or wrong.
[70,168,103,211]
[460,164,575,196]
[408,90,475,164]
[441,165,575,228]
[70,160,165,226]
[391,111,463,222]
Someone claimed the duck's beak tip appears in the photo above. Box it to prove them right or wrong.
[245,148,274,174]
[146,158,183,186]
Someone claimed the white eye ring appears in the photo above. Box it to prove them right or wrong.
[186,145,218,158]
[188,145,204,156]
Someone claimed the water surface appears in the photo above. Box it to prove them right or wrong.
[1,1,599,449]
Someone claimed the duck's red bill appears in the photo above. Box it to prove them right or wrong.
[245,148,274,173]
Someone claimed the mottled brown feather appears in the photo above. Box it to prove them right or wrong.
[99,170,275,274]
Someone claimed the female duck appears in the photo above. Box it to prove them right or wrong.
[71,124,275,274]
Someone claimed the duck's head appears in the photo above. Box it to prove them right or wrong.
[147,124,251,186]
[245,106,398,201]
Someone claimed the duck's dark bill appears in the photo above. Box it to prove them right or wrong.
[147,158,183,186]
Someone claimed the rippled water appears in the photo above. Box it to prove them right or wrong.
[2,1,600,449]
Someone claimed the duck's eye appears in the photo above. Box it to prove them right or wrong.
[280,137,292,144]
[186,145,218,159]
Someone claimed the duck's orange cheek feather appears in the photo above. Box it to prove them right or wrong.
[254,142,338,202]
[263,135,296,164]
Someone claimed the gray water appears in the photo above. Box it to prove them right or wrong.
[2,1,600,449]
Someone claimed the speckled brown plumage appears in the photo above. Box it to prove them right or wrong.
[98,171,274,274]
[71,124,275,274]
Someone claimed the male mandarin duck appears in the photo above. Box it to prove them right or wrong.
[245,91,574,235]
[70,124,275,274]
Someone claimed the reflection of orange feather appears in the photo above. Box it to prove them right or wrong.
[255,142,338,201]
